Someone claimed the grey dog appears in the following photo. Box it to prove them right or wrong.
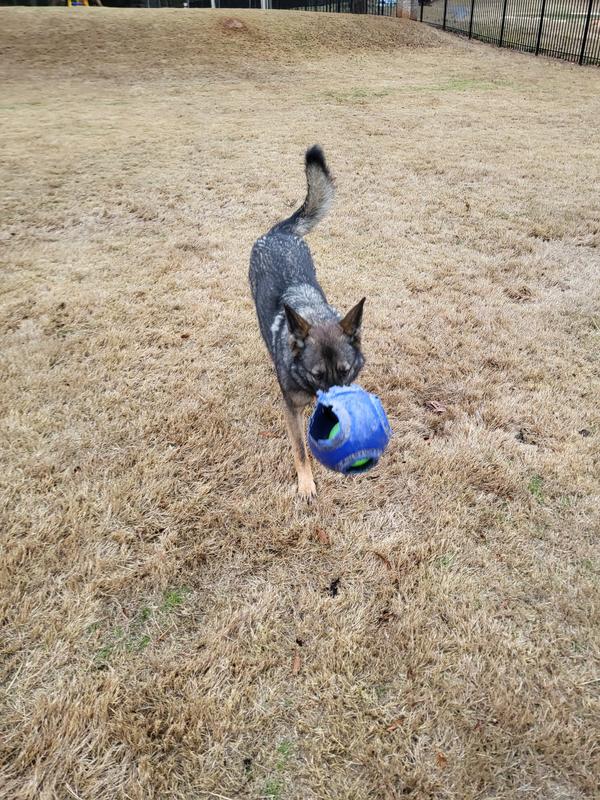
[249,146,366,499]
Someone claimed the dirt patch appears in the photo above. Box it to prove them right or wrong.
[222,16,247,32]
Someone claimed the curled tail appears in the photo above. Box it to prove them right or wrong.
[274,145,334,237]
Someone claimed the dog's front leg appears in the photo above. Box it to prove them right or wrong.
[283,396,316,501]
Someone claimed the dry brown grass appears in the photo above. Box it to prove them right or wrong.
[1,8,600,800]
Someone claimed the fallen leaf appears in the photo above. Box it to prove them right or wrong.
[373,551,392,571]
[425,400,447,414]
[386,717,405,732]
[291,652,301,675]
[436,752,448,768]
[315,527,330,546]
[180,333,190,339]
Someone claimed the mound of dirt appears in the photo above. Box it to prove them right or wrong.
[0,8,443,81]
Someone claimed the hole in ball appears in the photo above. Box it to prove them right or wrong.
[346,458,374,473]
[310,404,339,442]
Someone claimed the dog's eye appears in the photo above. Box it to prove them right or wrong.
[337,362,351,375]
[311,367,324,379]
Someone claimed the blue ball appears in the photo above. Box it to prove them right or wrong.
[307,384,391,475]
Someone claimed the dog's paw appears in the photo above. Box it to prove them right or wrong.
[297,475,317,502]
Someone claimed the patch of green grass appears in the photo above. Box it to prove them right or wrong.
[322,86,393,103]
[321,78,507,105]
[263,778,283,799]
[134,634,151,652]
[93,626,126,665]
[403,77,511,94]
[435,553,456,569]
[161,587,190,612]
[86,621,101,634]
[94,644,114,665]
[528,475,544,502]
[276,740,292,771]
[261,741,293,797]
[0,101,43,111]
[94,624,149,665]
[91,588,191,666]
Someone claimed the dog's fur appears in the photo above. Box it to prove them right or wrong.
[249,146,366,499]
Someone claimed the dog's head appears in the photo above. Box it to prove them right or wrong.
[284,298,365,393]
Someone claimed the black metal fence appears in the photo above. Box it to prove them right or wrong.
[417,0,600,65]
[272,0,396,15]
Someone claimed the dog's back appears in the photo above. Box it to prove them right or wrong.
[249,146,335,356]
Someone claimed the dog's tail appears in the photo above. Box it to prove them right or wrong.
[273,145,334,237]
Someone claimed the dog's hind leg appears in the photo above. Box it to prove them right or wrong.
[283,397,316,501]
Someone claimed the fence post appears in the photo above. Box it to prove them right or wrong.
[499,0,508,47]
[442,0,448,30]
[468,0,475,37]
[535,0,547,55]
[579,0,594,65]
[420,0,423,22]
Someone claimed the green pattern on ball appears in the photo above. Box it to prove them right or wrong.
[328,421,370,469]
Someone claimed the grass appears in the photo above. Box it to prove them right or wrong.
[263,778,284,799]
[323,78,506,102]
[1,7,600,800]
[528,474,545,502]
[90,588,188,666]
[161,587,189,611]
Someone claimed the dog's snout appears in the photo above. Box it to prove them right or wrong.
[318,383,331,393]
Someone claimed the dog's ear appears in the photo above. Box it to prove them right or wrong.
[284,304,311,352]
[340,297,365,340]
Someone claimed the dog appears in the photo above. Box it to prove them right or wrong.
[249,145,366,500]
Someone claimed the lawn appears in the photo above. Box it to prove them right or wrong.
[1,8,599,799]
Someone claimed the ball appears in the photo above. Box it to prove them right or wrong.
[308,384,391,475]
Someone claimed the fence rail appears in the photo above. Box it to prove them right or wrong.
[272,0,396,15]
[417,0,600,65]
